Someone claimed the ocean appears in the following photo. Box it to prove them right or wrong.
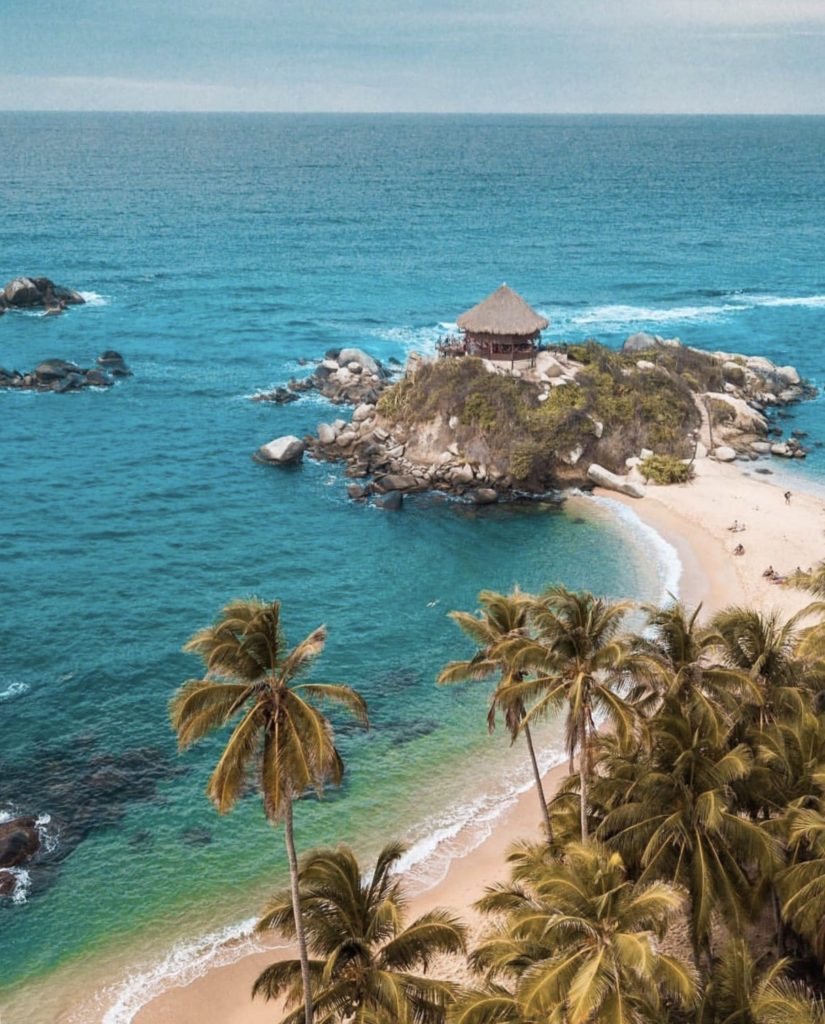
[1,113,824,1023]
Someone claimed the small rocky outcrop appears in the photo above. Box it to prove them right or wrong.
[252,347,395,409]
[254,435,305,466]
[0,276,85,313]
[251,387,299,404]
[0,351,131,393]
[0,817,40,869]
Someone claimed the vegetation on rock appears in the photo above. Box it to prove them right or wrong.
[639,453,696,484]
[377,350,700,488]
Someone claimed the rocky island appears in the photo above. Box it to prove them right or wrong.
[257,333,813,507]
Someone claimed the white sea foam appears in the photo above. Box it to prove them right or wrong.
[78,291,109,307]
[82,918,271,1024]
[397,744,566,893]
[5,866,31,905]
[0,680,29,701]
[0,810,55,906]
[367,321,456,357]
[548,293,825,332]
[590,494,682,604]
[93,739,564,1023]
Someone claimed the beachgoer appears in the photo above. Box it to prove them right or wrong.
[763,566,775,578]
[734,544,745,556]
[785,491,792,504]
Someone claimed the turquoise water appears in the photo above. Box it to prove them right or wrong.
[1,114,824,1022]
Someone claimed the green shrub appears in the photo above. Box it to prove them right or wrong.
[460,393,499,432]
[706,396,735,425]
[639,454,695,485]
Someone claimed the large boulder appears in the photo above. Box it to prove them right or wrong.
[622,332,659,353]
[703,392,768,435]
[373,474,421,493]
[2,276,85,308]
[337,348,379,375]
[587,464,646,499]
[3,277,42,307]
[712,446,737,462]
[316,422,337,445]
[535,351,565,378]
[777,365,801,386]
[34,359,81,382]
[470,488,499,505]
[254,435,305,466]
[0,817,40,868]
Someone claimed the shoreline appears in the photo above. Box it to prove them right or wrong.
[123,457,824,1024]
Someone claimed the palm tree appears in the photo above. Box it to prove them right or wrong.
[493,587,639,840]
[438,589,552,838]
[778,800,825,963]
[170,598,369,1024]
[701,937,824,1024]
[253,840,467,1024]
[711,607,810,728]
[599,696,780,966]
[635,600,759,730]
[465,841,697,1024]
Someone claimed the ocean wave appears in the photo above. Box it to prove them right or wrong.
[0,681,29,701]
[3,866,32,905]
[397,744,566,892]
[92,740,563,1022]
[87,918,271,1024]
[548,293,825,332]
[366,321,457,357]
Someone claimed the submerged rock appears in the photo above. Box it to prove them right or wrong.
[0,817,40,868]
[375,490,403,511]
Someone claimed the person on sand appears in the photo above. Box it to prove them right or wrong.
[785,491,792,504]
[734,544,745,556]
[763,566,775,578]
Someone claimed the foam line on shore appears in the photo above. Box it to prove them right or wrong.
[74,919,272,1024]
[96,741,565,1024]
[590,494,683,604]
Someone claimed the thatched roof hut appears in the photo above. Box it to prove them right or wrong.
[457,284,548,335]
[456,285,547,363]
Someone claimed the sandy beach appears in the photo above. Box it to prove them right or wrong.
[130,457,823,1024]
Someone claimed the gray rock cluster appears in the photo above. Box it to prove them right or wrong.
[622,333,813,463]
[0,276,85,315]
[310,410,505,507]
[0,351,131,393]
[251,347,396,408]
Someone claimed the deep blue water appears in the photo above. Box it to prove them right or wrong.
[1,114,825,1022]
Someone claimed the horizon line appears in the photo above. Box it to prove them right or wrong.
[2,108,825,117]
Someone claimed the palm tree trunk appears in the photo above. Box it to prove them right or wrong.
[283,799,314,1024]
[523,721,553,842]
[579,713,589,842]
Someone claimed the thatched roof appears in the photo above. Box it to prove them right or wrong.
[457,284,548,336]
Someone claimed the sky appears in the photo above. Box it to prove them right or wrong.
[1,0,824,113]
